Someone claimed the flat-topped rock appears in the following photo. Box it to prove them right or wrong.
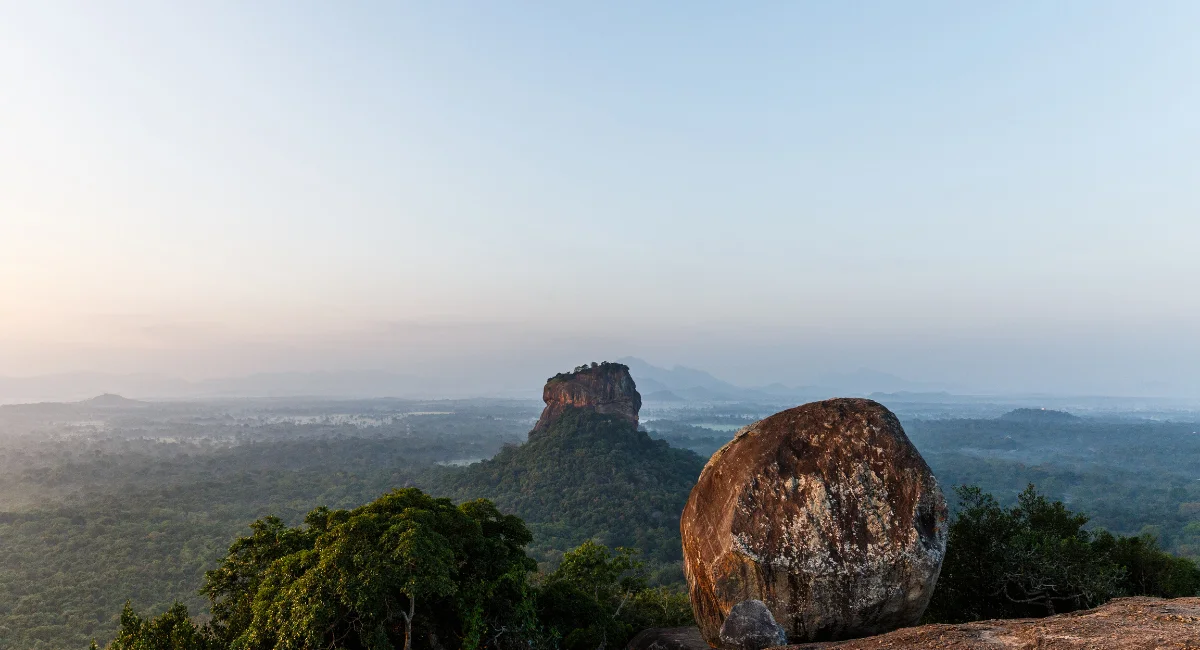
[532,362,641,435]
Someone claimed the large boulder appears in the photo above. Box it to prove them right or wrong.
[680,398,947,645]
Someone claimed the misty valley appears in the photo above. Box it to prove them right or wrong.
[3,375,1200,649]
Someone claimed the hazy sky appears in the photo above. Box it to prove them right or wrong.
[2,2,1199,395]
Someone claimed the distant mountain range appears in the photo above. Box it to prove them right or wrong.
[616,357,751,401]
[0,360,942,404]
[617,357,942,403]
[0,370,457,403]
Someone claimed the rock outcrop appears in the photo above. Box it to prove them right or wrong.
[776,597,1200,649]
[436,361,703,569]
[681,398,948,646]
[532,362,641,434]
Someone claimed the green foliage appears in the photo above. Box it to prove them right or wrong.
[549,361,621,383]
[0,408,531,650]
[200,516,319,645]
[426,409,705,577]
[623,587,694,631]
[14,401,1200,648]
[1093,531,1200,598]
[926,484,1200,623]
[0,399,701,649]
[535,541,692,650]
[905,416,1200,562]
[103,602,218,650]
[96,493,693,650]
[200,489,536,650]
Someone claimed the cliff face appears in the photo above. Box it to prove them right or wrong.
[681,398,947,645]
[532,362,642,435]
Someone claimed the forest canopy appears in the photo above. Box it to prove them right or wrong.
[100,488,691,650]
[99,483,1200,650]
[6,399,1200,649]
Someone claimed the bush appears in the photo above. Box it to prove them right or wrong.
[101,602,219,650]
[927,484,1200,623]
[535,541,693,650]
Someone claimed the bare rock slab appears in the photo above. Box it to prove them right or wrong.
[681,398,948,645]
[773,597,1200,649]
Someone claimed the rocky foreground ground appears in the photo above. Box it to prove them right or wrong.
[629,598,1200,650]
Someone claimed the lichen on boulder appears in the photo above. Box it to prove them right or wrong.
[680,398,948,645]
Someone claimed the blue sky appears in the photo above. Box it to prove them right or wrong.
[1,2,1198,394]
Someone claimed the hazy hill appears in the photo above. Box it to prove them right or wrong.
[84,393,147,407]
[617,356,747,398]
[618,357,940,401]
[999,407,1082,423]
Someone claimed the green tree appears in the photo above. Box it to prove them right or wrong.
[1000,485,1122,615]
[205,488,535,650]
[927,485,1124,621]
[200,515,319,646]
[924,486,1017,622]
[1093,531,1200,598]
[622,587,695,633]
[391,523,457,650]
[104,602,218,650]
[537,541,647,650]
[242,503,457,650]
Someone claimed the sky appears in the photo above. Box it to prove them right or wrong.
[2,2,1199,396]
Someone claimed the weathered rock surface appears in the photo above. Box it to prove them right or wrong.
[532,362,641,434]
[625,626,710,650]
[776,597,1200,649]
[681,398,948,646]
[720,599,790,650]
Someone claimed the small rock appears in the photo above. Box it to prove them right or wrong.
[719,600,789,650]
[625,626,709,650]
